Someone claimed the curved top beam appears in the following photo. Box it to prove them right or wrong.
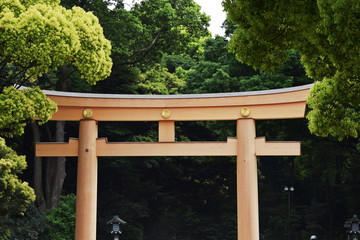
[41,84,312,121]
[43,84,312,107]
[43,84,312,99]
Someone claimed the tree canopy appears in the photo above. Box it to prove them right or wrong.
[223,0,360,139]
[107,0,210,64]
[1,5,359,238]
[0,87,56,138]
[0,0,113,218]
[0,0,112,87]
[4,0,360,239]
[0,138,35,217]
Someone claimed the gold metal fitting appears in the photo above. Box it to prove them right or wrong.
[161,109,171,119]
[240,107,250,117]
[83,108,93,119]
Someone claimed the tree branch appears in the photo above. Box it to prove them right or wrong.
[0,56,11,73]
[61,65,78,82]
[113,59,143,67]
[134,31,162,53]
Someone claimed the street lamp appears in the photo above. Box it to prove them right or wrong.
[344,215,360,240]
[310,235,317,240]
[284,186,294,240]
[107,215,126,240]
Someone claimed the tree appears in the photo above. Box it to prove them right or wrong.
[60,0,210,94]
[137,64,185,94]
[0,0,113,211]
[0,85,56,220]
[182,36,300,94]
[0,138,35,218]
[160,54,196,73]
[0,203,46,240]
[223,0,360,139]
[0,0,112,88]
[111,0,210,65]
[0,87,56,138]
[41,194,76,240]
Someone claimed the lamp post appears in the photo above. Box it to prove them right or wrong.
[310,235,317,240]
[107,215,126,240]
[344,215,360,240]
[284,186,294,240]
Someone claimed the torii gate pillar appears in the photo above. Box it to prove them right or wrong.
[237,119,258,240]
[75,120,98,240]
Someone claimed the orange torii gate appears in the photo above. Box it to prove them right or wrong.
[36,84,312,240]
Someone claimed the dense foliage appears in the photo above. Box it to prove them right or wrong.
[223,0,360,139]
[0,0,112,87]
[0,87,56,137]
[0,0,112,227]
[0,203,46,239]
[41,194,76,240]
[137,64,185,94]
[1,0,360,240]
[0,138,35,217]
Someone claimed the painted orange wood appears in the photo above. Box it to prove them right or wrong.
[255,137,301,156]
[33,85,312,240]
[159,121,175,142]
[47,95,166,108]
[237,119,259,240]
[49,102,306,121]
[42,85,310,121]
[44,86,310,108]
[75,120,98,240]
[95,138,238,156]
[35,137,300,157]
[36,138,79,156]
[163,89,309,108]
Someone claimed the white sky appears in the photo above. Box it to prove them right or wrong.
[122,0,227,37]
[193,0,226,36]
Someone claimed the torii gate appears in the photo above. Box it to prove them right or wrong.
[35,84,312,240]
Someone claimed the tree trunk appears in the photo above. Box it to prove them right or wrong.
[45,121,67,209]
[43,65,70,209]
[33,65,72,209]
[31,122,46,212]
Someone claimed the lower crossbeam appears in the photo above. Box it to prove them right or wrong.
[36,137,300,157]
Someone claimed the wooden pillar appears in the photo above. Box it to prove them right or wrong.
[237,119,259,240]
[75,119,98,240]
[159,121,175,142]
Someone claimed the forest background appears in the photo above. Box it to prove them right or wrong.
[1,0,359,240]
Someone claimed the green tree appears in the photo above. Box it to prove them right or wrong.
[0,0,113,212]
[113,0,210,65]
[0,0,112,88]
[0,87,56,137]
[137,64,185,94]
[222,0,360,139]
[160,54,196,73]
[0,138,35,217]
[0,203,46,240]
[41,194,76,240]
[183,37,301,94]
[60,0,210,94]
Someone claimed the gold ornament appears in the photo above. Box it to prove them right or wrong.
[161,109,171,119]
[83,108,93,118]
[240,107,250,117]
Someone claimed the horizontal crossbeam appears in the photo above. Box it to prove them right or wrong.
[36,138,79,157]
[50,102,306,121]
[255,137,301,156]
[36,137,300,157]
[35,84,311,121]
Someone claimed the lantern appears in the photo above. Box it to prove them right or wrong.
[107,215,126,240]
[344,215,360,240]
